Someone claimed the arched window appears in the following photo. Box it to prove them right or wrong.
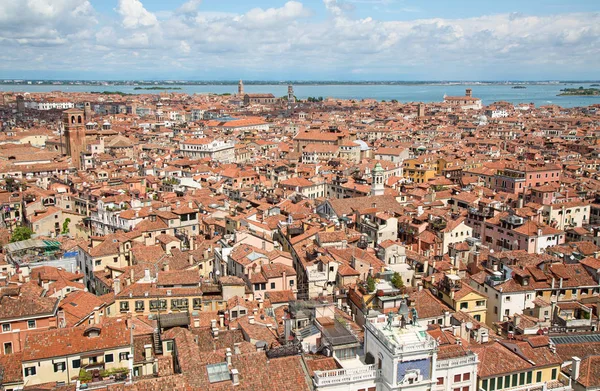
[71,116,75,124]
[78,115,82,124]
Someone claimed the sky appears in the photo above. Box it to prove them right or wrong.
[0,0,599,81]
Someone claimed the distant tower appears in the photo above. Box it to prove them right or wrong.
[287,85,295,104]
[84,102,92,122]
[238,80,244,96]
[465,88,472,97]
[417,103,425,118]
[16,95,25,113]
[371,162,385,196]
[63,108,87,169]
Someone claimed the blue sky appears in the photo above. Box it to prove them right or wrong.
[0,0,598,80]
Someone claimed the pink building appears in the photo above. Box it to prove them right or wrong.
[0,282,58,355]
[248,263,297,299]
[493,164,561,195]
[482,212,564,254]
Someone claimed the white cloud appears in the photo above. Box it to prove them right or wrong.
[0,0,599,79]
[116,0,158,29]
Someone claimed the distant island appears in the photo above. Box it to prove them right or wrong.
[591,84,600,87]
[134,86,182,90]
[512,86,526,89]
[558,87,600,96]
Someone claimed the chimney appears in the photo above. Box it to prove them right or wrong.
[231,368,240,386]
[144,268,151,282]
[163,262,169,272]
[113,278,121,294]
[571,356,581,380]
[219,314,224,328]
[431,275,436,285]
[443,311,451,327]
[193,315,200,328]
[130,268,135,283]
[234,343,241,355]
[559,278,563,289]
[144,344,153,360]
[248,316,255,325]
[190,235,195,251]
[212,327,219,338]
[226,349,232,365]
[92,306,101,324]
[258,298,264,309]
[211,319,217,329]
[189,253,194,266]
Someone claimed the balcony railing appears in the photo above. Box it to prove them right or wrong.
[436,354,478,369]
[313,365,380,387]
[364,322,437,355]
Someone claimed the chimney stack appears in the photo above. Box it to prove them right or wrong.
[231,368,240,385]
[113,278,121,294]
[571,356,581,380]
[226,349,232,365]
[248,316,255,325]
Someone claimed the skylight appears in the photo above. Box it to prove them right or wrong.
[207,363,230,383]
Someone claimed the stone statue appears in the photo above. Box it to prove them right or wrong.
[385,311,394,330]
[411,307,418,325]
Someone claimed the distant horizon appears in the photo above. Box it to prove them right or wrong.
[2,79,600,83]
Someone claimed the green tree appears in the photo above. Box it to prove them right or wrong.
[10,226,33,242]
[366,275,376,293]
[391,272,405,290]
[61,218,71,235]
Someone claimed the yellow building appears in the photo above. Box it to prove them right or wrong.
[427,273,488,324]
[403,156,438,184]
[474,338,568,391]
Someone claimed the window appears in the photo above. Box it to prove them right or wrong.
[120,302,130,312]
[512,374,518,387]
[2,323,10,332]
[193,298,202,310]
[496,376,503,389]
[437,378,444,385]
[72,359,81,368]
[527,372,532,384]
[455,374,462,382]
[460,302,468,310]
[166,341,174,352]
[290,280,294,286]
[260,283,266,291]
[24,366,36,377]
[105,353,114,363]
[135,300,145,312]
[536,371,542,383]
[271,282,275,289]
[551,369,557,380]
[490,378,496,391]
[476,300,485,307]
[3,342,12,354]
[519,373,525,385]
[119,352,129,361]
[27,320,36,329]
[463,373,471,381]
[504,375,510,389]
[53,362,66,372]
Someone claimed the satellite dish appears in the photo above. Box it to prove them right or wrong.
[465,322,473,330]
[490,249,494,254]
[446,174,451,178]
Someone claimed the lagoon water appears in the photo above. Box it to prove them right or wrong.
[1,83,599,108]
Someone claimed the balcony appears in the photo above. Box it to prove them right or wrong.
[313,365,380,387]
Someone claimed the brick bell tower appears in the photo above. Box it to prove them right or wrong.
[63,108,87,169]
